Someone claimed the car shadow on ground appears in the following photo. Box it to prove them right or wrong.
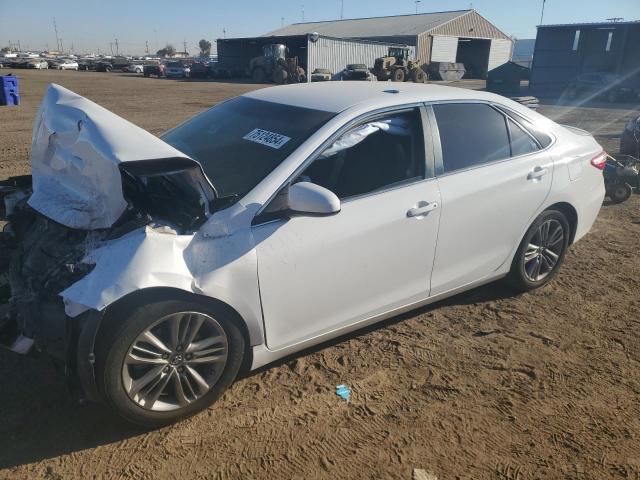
[0,280,515,469]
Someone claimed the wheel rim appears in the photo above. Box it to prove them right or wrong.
[523,219,565,282]
[122,312,228,412]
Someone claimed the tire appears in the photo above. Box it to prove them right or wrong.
[506,210,570,292]
[392,68,405,82]
[94,293,245,427]
[252,67,266,83]
[608,182,632,203]
[411,68,427,83]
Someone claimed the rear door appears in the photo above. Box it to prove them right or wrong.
[428,102,553,295]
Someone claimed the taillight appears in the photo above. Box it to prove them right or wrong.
[590,151,606,170]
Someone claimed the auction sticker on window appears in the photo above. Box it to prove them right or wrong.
[243,128,291,149]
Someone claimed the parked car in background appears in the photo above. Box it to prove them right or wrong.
[96,61,114,72]
[566,73,637,103]
[143,62,165,77]
[78,59,97,71]
[125,63,144,74]
[0,82,605,427]
[57,60,79,70]
[26,59,49,69]
[165,61,190,78]
[311,68,332,82]
[340,63,375,81]
[621,115,640,158]
[189,62,208,78]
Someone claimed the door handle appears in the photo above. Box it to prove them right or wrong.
[527,166,549,180]
[407,202,439,218]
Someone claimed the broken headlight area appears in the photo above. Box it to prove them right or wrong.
[0,162,214,357]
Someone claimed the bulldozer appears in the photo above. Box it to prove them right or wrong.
[372,47,427,83]
[249,44,306,84]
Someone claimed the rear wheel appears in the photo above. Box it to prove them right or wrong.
[506,210,570,292]
[608,182,632,203]
[95,295,245,427]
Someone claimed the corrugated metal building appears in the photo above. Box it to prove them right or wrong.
[263,9,513,78]
[530,21,640,92]
[217,35,415,79]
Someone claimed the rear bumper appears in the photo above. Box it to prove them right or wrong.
[574,178,605,243]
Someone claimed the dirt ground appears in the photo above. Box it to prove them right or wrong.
[0,69,639,480]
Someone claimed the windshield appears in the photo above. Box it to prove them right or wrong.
[162,96,335,200]
[167,62,182,68]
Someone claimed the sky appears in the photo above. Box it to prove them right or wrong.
[0,0,638,55]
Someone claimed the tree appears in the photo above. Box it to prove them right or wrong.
[1,46,10,53]
[156,44,176,57]
[198,39,212,57]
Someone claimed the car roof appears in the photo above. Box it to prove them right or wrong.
[242,82,511,114]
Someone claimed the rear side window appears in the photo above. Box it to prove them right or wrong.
[508,118,539,156]
[433,103,511,173]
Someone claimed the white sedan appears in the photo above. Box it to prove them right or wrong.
[57,60,79,70]
[0,82,605,426]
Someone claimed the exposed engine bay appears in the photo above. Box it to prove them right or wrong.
[0,161,213,356]
[0,83,220,357]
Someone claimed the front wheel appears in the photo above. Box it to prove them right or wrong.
[94,295,245,427]
[506,210,570,292]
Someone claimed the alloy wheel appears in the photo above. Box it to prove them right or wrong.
[523,219,565,282]
[122,312,228,412]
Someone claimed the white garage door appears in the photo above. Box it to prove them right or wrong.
[488,39,513,71]
[430,36,458,63]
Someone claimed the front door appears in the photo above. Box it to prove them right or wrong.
[253,107,441,350]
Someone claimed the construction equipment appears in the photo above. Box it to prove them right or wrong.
[372,47,427,83]
[249,44,306,84]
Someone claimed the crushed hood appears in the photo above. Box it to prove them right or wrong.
[28,84,192,229]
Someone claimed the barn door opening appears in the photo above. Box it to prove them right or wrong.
[456,38,491,79]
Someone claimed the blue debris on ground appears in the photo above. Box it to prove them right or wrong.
[335,384,351,402]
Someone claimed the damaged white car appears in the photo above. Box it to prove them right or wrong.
[0,82,605,426]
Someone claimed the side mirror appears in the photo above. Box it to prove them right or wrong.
[287,182,340,216]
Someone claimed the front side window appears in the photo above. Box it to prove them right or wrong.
[434,103,511,173]
[162,97,335,201]
[297,108,426,199]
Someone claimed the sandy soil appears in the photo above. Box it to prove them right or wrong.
[0,69,639,480]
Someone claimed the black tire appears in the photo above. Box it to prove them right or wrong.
[392,68,405,82]
[411,68,427,83]
[506,210,570,292]
[608,182,632,203]
[94,293,245,427]
[252,67,266,83]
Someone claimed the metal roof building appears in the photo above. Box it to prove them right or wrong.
[530,20,640,92]
[264,10,514,78]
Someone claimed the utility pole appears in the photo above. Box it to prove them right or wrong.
[340,0,344,19]
[17,40,21,52]
[539,0,546,25]
[109,42,113,55]
[71,42,74,54]
[415,0,421,15]
[183,39,187,54]
[53,17,60,52]
[59,38,63,53]
[145,40,149,54]
[222,28,227,39]
[115,38,119,55]
[301,4,305,22]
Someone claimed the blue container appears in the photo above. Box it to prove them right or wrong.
[0,74,20,106]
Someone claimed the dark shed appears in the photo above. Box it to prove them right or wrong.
[486,61,530,94]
